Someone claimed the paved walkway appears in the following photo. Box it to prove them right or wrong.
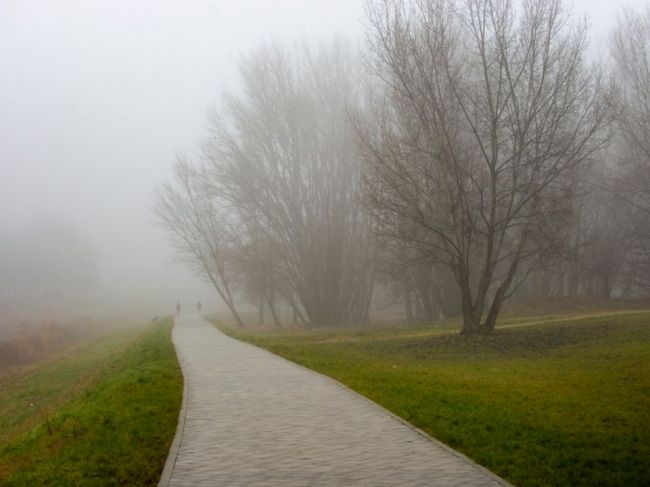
[161,314,510,486]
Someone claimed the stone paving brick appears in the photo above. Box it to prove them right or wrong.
[162,314,511,486]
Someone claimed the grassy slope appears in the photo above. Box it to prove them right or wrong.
[0,318,182,486]
[216,311,650,487]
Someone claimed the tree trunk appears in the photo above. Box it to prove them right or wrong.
[404,278,415,324]
[258,294,265,325]
[228,303,246,328]
[482,289,506,332]
[459,284,481,334]
[265,291,282,328]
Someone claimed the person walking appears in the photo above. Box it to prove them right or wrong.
[176,301,181,316]
[197,300,202,313]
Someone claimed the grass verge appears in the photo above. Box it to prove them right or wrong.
[214,311,650,487]
[0,318,182,486]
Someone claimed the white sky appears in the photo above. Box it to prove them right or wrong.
[0,0,647,316]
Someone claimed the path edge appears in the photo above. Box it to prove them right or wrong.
[158,317,190,487]
[318,368,514,487]
[214,320,514,487]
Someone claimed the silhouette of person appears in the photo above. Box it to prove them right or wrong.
[176,301,181,316]
[197,300,202,313]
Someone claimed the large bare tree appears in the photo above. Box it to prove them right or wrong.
[202,43,376,327]
[361,0,612,333]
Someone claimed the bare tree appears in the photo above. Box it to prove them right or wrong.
[154,157,246,327]
[202,43,376,327]
[361,0,612,334]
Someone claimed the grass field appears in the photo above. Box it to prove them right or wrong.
[0,317,182,486]
[215,309,650,487]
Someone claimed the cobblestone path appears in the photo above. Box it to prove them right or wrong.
[161,314,511,486]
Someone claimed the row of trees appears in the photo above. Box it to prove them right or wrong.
[156,45,375,327]
[155,0,650,334]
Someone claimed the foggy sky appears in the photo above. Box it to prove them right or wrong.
[0,0,646,318]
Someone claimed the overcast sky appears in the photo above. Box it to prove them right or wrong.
[0,0,647,316]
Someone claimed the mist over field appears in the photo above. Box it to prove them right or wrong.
[0,0,365,327]
[0,0,648,328]
[1,2,650,485]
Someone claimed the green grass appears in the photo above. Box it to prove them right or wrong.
[0,318,182,486]
[215,310,650,487]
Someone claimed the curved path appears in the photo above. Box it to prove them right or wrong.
[160,314,511,486]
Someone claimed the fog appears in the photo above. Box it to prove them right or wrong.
[0,0,647,326]
[0,0,365,324]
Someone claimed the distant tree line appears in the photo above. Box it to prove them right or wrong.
[0,220,100,300]
[155,0,650,334]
